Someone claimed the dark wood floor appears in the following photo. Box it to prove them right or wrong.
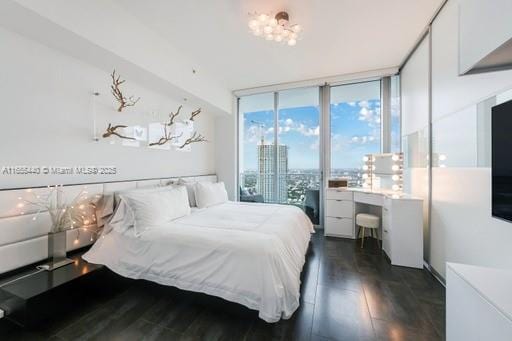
[0,231,445,341]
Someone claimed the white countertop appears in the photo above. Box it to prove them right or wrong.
[326,186,423,201]
[448,262,512,322]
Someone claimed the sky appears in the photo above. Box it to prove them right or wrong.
[241,98,389,170]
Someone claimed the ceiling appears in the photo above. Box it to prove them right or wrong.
[116,0,442,91]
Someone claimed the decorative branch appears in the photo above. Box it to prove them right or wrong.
[167,105,182,126]
[178,132,207,149]
[102,124,135,140]
[110,70,140,112]
[189,108,201,121]
[148,106,183,146]
[149,132,183,146]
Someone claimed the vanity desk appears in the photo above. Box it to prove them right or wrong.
[324,187,424,269]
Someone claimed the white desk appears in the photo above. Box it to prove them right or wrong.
[324,187,424,268]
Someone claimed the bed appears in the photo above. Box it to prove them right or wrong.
[83,201,314,323]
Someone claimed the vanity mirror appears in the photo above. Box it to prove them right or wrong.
[362,153,403,192]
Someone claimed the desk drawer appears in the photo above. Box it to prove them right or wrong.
[325,199,353,218]
[325,217,353,237]
[325,190,353,201]
[354,192,384,206]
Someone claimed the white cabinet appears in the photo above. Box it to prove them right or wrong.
[325,200,353,218]
[323,188,423,269]
[459,0,512,74]
[325,217,353,237]
[324,189,354,238]
[447,263,512,341]
[382,197,423,269]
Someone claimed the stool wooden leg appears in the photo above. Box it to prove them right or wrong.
[361,227,365,248]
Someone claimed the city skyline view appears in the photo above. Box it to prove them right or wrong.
[241,98,382,171]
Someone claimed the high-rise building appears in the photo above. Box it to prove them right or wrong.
[257,144,288,203]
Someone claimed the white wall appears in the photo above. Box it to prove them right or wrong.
[0,0,231,115]
[0,27,216,189]
[214,98,238,200]
[400,35,430,260]
[401,0,512,278]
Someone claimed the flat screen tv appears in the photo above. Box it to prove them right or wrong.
[492,99,512,222]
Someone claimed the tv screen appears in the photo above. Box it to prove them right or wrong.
[492,99,512,222]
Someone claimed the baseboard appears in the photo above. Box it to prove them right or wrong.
[423,260,446,287]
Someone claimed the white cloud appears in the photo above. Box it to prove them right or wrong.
[348,102,356,107]
[296,124,319,137]
[350,133,377,145]
[357,106,381,129]
[358,100,369,108]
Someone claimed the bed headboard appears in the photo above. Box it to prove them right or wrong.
[0,174,217,274]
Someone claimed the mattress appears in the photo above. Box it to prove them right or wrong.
[83,201,314,322]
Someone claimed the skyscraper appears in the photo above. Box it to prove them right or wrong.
[257,144,288,203]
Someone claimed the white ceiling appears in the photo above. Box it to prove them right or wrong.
[116,0,442,91]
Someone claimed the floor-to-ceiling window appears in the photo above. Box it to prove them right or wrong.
[330,80,382,187]
[238,87,321,222]
[390,75,401,153]
[277,88,320,206]
[238,78,399,225]
[239,93,275,203]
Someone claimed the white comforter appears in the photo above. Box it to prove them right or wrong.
[83,201,314,322]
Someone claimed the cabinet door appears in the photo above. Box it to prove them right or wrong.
[325,200,353,218]
[325,190,353,201]
[325,217,354,238]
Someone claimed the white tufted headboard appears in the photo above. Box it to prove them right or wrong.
[0,174,217,274]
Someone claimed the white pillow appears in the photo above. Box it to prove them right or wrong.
[178,178,197,207]
[119,186,190,236]
[194,182,228,209]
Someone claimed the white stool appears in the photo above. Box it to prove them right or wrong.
[356,213,380,249]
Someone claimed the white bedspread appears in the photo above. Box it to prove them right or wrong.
[83,201,314,322]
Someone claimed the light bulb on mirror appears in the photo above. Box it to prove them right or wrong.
[392,184,400,191]
[362,174,368,179]
[392,154,400,161]
[363,156,369,162]
[363,165,369,171]
[392,174,400,181]
[392,165,400,171]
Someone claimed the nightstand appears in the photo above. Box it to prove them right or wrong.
[0,249,104,327]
